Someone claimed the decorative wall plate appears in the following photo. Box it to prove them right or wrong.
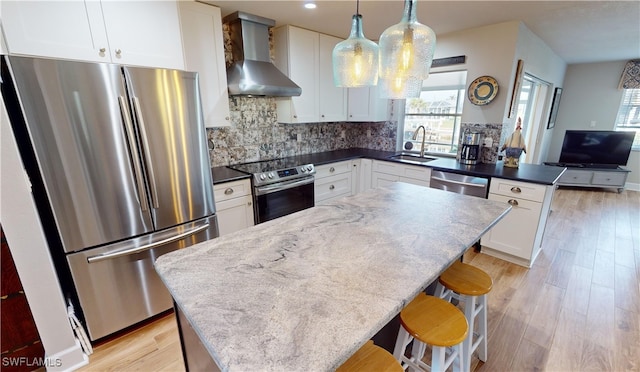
[468,76,499,106]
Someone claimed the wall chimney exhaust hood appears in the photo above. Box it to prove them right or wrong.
[224,11,301,97]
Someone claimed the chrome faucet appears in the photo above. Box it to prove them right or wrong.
[412,125,427,157]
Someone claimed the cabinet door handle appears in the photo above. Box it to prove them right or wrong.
[224,188,234,195]
[115,49,122,56]
[99,47,106,53]
[508,199,519,206]
[247,202,252,206]
[329,185,335,190]
[510,186,522,193]
[330,167,335,173]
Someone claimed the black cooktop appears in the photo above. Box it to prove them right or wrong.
[230,158,308,174]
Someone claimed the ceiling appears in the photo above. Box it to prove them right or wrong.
[203,0,640,65]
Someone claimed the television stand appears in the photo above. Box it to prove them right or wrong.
[545,163,630,193]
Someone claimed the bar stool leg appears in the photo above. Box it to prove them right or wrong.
[463,295,476,369]
[477,294,488,362]
[392,327,412,361]
[431,346,446,372]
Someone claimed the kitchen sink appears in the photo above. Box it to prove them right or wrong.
[388,154,436,163]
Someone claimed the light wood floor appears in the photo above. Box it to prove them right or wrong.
[78,187,640,371]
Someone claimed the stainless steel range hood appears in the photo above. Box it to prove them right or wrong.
[224,11,301,97]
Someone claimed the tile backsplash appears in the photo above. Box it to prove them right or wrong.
[207,96,397,167]
[457,123,504,164]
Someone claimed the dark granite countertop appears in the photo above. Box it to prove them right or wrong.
[211,166,250,185]
[212,148,566,186]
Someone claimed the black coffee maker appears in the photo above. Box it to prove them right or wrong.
[460,130,481,165]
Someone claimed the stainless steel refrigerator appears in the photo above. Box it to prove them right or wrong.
[2,56,219,341]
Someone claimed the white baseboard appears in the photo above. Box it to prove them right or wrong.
[45,340,88,372]
[625,182,640,192]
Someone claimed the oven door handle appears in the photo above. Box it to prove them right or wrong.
[254,176,315,196]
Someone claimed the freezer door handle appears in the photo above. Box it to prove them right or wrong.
[118,96,149,212]
[132,96,160,209]
[87,222,210,263]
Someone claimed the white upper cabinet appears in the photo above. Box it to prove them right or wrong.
[318,34,347,122]
[2,1,184,69]
[348,86,390,122]
[274,25,319,123]
[274,25,347,124]
[178,2,230,127]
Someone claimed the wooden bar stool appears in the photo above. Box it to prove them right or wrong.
[337,340,403,372]
[435,261,493,370]
[392,293,468,372]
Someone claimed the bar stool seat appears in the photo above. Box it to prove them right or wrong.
[337,340,403,372]
[436,261,492,369]
[393,293,468,372]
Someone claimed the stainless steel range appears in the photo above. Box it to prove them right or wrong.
[229,159,316,223]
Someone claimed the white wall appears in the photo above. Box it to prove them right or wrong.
[433,21,566,162]
[433,21,518,125]
[546,61,639,188]
[1,96,88,370]
[514,23,566,163]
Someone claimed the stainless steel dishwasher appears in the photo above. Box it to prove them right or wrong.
[430,170,489,198]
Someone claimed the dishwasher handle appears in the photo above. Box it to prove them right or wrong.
[430,176,486,188]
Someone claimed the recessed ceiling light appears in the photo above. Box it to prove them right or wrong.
[304,3,317,9]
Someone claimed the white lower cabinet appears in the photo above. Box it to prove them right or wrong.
[214,179,254,236]
[314,161,353,204]
[481,178,556,267]
[371,160,431,188]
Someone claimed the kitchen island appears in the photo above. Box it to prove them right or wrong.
[155,183,511,371]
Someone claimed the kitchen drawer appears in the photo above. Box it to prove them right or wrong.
[214,179,251,203]
[372,160,431,181]
[559,169,592,185]
[315,173,352,203]
[315,161,352,178]
[592,171,627,186]
[489,178,545,202]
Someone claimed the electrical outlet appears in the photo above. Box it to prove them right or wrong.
[483,138,493,147]
[341,130,346,139]
[296,133,302,141]
[366,129,371,137]
[590,120,597,128]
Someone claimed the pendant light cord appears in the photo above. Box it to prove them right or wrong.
[356,0,360,16]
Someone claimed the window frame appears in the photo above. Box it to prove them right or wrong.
[398,71,467,156]
[615,88,640,151]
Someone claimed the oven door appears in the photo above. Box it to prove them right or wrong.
[254,176,315,223]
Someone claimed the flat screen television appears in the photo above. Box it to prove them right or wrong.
[559,130,635,167]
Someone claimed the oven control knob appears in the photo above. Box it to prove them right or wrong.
[259,174,266,181]
[306,165,313,172]
[268,172,274,179]
[301,167,307,173]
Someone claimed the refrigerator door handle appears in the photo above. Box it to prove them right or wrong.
[118,96,149,212]
[132,96,160,209]
[87,222,210,263]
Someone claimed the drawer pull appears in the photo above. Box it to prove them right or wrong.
[330,167,335,173]
[329,185,335,190]
[247,202,252,206]
[224,188,234,195]
[508,199,519,206]
[510,186,522,193]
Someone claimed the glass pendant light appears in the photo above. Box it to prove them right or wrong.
[332,0,379,87]
[378,0,436,98]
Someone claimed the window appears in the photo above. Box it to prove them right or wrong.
[615,88,640,150]
[400,71,467,155]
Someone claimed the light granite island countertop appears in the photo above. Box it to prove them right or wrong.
[155,183,511,371]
